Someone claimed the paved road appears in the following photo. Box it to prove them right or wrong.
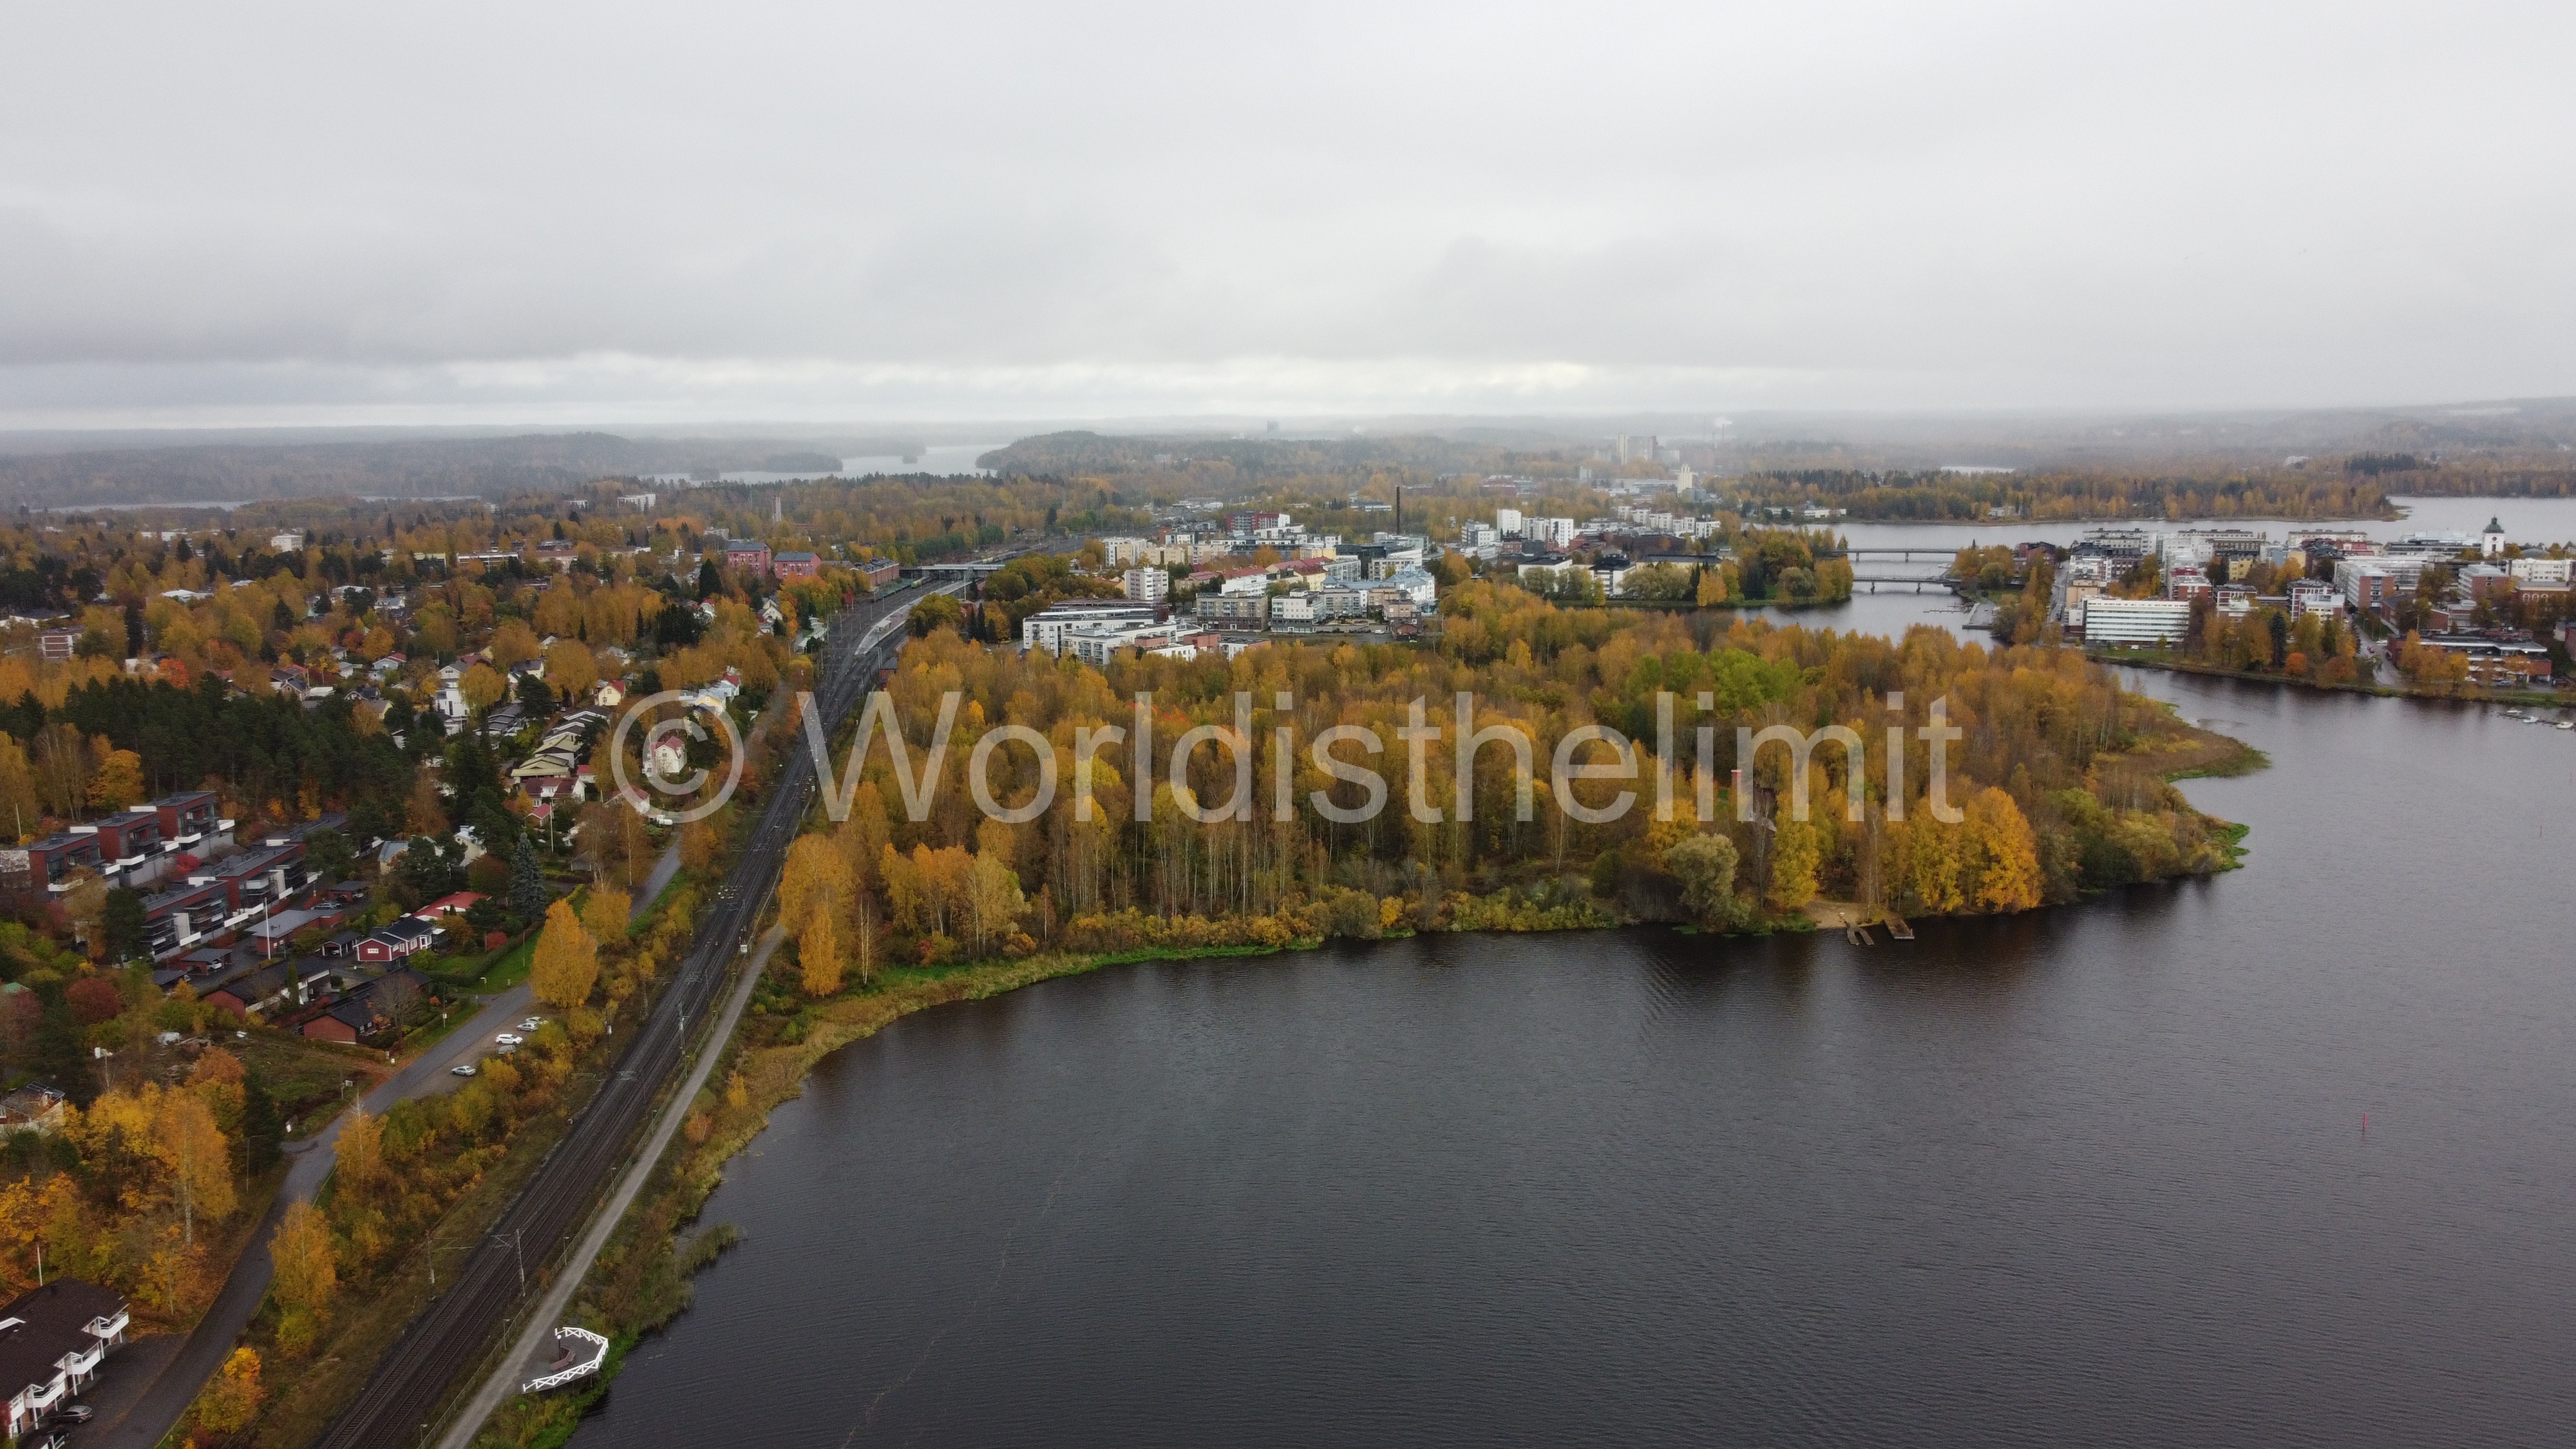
[90,980,540,1449]
[434,925,786,1449]
[312,584,936,1449]
[628,840,683,917]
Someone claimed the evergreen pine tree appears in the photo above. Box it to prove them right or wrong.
[236,1072,285,1175]
[510,836,547,920]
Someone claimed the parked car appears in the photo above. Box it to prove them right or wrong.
[451,1063,477,1077]
[54,1404,93,1423]
[494,1033,523,1046]
[520,1018,545,1031]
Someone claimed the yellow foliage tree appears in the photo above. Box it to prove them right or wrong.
[1965,787,2043,913]
[799,906,842,998]
[195,1346,265,1435]
[154,1086,234,1245]
[580,887,630,943]
[779,835,851,940]
[0,732,37,841]
[530,898,601,1010]
[1766,814,1822,913]
[459,661,507,711]
[271,1198,336,1353]
[336,1106,383,1202]
[544,639,600,703]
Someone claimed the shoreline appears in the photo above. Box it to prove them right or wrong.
[2096,649,2570,710]
[488,767,2261,1446]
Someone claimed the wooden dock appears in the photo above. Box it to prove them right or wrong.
[1884,915,1914,940]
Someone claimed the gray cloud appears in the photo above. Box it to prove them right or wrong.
[2,0,2571,424]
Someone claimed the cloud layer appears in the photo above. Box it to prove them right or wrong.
[5,1,2571,424]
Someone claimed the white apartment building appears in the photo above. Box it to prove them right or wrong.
[1531,516,1577,548]
[1495,507,1523,538]
[2080,597,2194,645]
[1021,602,1163,654]
[2287,579,2345,618]
[1062,620,1180,665]
[1122,567,1169,602]
[2508,556,2573,584]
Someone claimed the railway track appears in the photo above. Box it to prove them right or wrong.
[313,585,936,1449]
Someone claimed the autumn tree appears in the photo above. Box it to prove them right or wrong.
[271,1198,337,1354]
[580,886,630,942]
[1765,814,1823,913]
[195,1346,265,1435]
[88,748,144,811]
[459,661,507,711]
[799,907,842,998]
[1662,832,1745,930]
[155,1087,234,1245]
[530,898,601,1010]
[335,1106,384,1202]
[544,639,600,702]
[965,849,1025,954]
[0,732,38,840]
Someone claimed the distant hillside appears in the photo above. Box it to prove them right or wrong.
[977,430,1542,480]
[0,431,915,507]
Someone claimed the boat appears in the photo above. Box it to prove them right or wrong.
[1884,915,1915,940]
[2557,721,2575,731]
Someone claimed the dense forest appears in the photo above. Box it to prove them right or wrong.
[1732,468,2398,521]
[770,583,2237,979]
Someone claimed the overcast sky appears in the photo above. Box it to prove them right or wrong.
[5,1,2571,428]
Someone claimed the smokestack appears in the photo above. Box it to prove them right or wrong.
[1395,484,1403,535]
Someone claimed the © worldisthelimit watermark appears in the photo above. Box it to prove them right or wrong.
[612,689,1969,828]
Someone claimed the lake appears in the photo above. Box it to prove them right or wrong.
[571,534,2576,1449]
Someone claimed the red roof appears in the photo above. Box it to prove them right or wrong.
[421,891,485,916]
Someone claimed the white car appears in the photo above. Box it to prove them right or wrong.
[451,1063,477,1077]
[519,1018,545,1032]
[494,1032,524,1046]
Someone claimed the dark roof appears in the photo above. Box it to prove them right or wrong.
[0,1279,124,1396]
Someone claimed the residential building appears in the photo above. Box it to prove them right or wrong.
[1122,567,1169,602]
[1021,602,1162,654]
[1061,620,1180,665]
[1193,593,1269,625]
[2080,598,2195,645]
[0,1279,128,1440]
[2287,579,2344,618]
[857,557,902,590]
[2334,556,2426,613]
[772,551,820,580]
[721,539,773,575]
[36,631,77,663]
[2460,564,2513,603]
[2414,633,2553,684]
[355,917,439,964]
[1495,507,1523,537]
[0,833,100,894]
[2507,556,2573,584]
[1384,567,1439,607]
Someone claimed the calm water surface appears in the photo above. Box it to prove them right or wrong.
[574,548,2576,1449]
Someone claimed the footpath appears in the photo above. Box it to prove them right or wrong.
[431,923,784,1449]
